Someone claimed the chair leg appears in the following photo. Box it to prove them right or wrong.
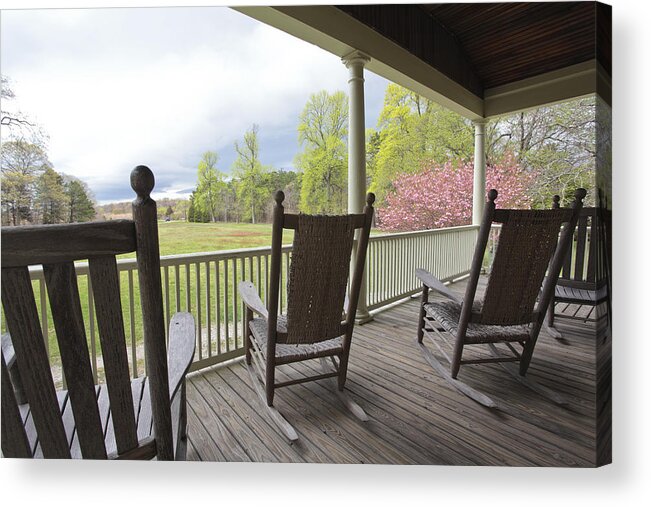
[450,334,464,379]
[265,356,275,407]
[418,342,497,408]
[244,309,252,365]
[417,285,428,344]
[545,295,563,340]
[320,358,368,422]
[245,361,298,441]
[337,352,349,391]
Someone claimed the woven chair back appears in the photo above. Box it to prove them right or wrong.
[480,209,573,326]
[284,214,356,345]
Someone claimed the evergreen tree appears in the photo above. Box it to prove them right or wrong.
[65,179,96,223]
[35,167,67,224]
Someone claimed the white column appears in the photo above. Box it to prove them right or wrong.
[343,50,372,324]
[472,120,487,225]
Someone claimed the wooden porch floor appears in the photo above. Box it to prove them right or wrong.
[183,277,602,466]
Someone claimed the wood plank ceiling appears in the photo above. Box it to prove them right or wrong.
[337,2,605,97]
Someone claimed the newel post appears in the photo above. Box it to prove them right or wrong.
[131,165,174,460]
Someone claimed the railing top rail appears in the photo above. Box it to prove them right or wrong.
[369,224,479,242]
[25,225,479,277]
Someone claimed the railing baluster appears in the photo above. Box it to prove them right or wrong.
[128,269,137,378]
[87,274,96,385]
[206,261,211,359]
[185,263,191,313]
[38,278,49,358]
[215,260,221,357]
[224,258,229,352]
[232,257,238,348]
[164,265,170,341]
[175,264,181,312]
[195,262,202,362]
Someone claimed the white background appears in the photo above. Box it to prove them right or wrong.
[1,1,648,506]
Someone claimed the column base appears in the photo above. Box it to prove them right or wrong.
[354,311,374,325]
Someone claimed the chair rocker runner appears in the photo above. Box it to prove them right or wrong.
[238,191,375,441]
[1,166,196,460]
[415,188,586,408]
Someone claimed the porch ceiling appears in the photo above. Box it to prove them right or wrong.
[233,2,611,120]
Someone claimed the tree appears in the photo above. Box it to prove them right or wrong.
[34,167,67,224]
[378,156,536,232]
[1,138,50,225]
[64,178,96,223]
[232,124,270,223]
[1,75,34,132]
[369,84,473,203]
[194,151,225,222]
[296,90,348,214]
[487,96,596,206]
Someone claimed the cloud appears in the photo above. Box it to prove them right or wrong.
[1,6,388,202]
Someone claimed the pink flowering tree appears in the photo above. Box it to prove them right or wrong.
[378,155,536,232]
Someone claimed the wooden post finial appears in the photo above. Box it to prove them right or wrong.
[274,190,285,205]
[574,188,587,203]
[131,166,155,202]
[552,195,561,208]
[487,189,498,202]
[366,192,376,207]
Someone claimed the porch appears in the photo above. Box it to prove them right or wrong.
[184,276,602,466]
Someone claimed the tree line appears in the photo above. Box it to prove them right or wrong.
[188,84,596,228]
[1,77,96,226]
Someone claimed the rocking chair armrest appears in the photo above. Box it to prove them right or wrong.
[167,312,196,400]
[416,268,463,305]
[238,281,268,319]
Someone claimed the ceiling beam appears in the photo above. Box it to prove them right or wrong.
[484,60,602,118]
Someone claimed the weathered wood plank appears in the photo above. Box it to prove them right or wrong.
[1,267,70,458]
[44,262,106,459]
[1,354,31,458]
[88,256,138,455]
[1,220,136,267]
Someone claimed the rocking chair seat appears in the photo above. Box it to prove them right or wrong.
[424,301,530,344]
[249,316,344,363]
[554,282,608,305]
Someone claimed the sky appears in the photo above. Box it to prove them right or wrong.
[0,6,390,203]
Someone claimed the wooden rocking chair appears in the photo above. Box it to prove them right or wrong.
[415,188,586,408]
[1,166,196,459]
[238,191,374,441]
[546,199,609,339]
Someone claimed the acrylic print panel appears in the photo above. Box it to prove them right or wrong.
[1,1,611,467]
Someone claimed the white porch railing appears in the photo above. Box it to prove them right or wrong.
[20,225,478,387]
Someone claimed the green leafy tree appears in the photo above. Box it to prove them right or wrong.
[487,96,596,206]
[1,138,50,225]
[35,167,67,224]
[296,90,348,214]
[194,151,226,222]
[232,124,270,223]
[64,178,96,223]
[370,83,473,202]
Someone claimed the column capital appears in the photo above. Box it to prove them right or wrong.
[472,118,489,127]
[342,50,371,68]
